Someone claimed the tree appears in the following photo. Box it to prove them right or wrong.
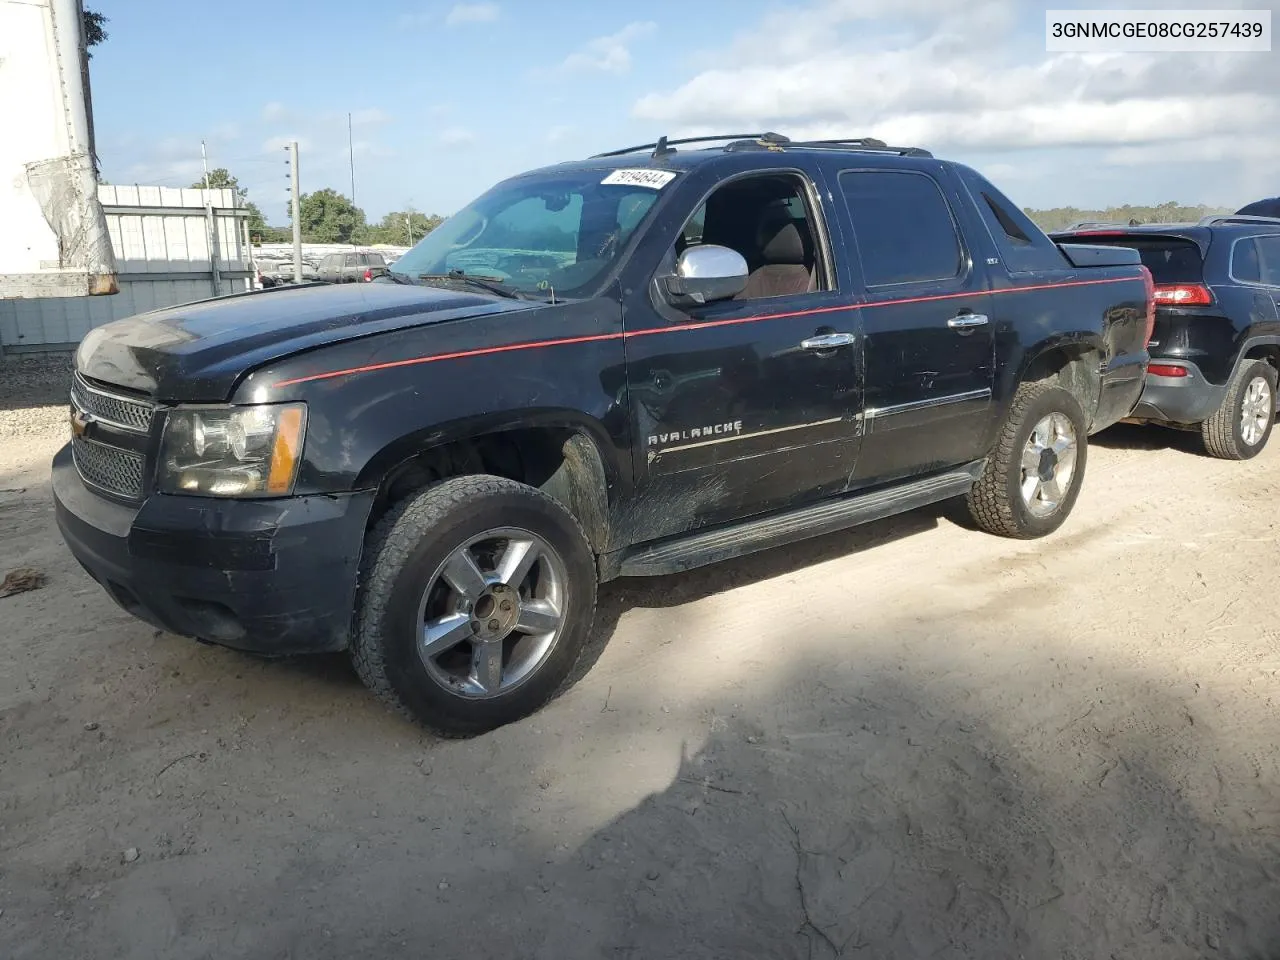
[298,189,366,244]
[191,169,271,242]
[363,210,445,245]
[83,8,108,56]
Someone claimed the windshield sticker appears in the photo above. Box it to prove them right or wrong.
[601,168,677,190]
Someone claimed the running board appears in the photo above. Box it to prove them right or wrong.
[616,462,983,578]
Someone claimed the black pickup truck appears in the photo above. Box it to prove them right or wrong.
[54,133,1151,736]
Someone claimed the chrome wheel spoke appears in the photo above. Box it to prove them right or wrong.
[1020,475,1041,504]
[1021,445,1042,473]
[495,538,540,588]
[1040,476,1064,504]
[422,612,474,657]
[471,641,504,694]
[442,548,488,600]
[514,598,561,636]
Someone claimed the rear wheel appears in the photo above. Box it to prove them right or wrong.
[1200,360,1276,460]
[966,381,1088,539]
[352,475,597,737]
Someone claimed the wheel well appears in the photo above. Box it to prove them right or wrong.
[368,428,611,553]
[1022,346,1102,421]
[1244,343,1280,372]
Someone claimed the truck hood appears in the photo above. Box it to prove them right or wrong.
[75,282,535,402]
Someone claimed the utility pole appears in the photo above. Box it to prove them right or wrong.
[406,213,413,246]
[348,112,357,249]
[201,140,222,296]
[287,141,302,284]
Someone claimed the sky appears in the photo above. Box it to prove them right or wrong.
[88,0,1278,226]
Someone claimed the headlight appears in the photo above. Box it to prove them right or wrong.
[160,403,307,497]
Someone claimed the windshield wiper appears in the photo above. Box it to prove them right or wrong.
[382,270,416,285]
[418,269,528,300]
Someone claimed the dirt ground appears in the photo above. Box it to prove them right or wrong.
[2,353,1279,960]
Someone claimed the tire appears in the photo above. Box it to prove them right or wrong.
[966,380,1089,539]
[1200,360,1276,461]
[352,475,597,737]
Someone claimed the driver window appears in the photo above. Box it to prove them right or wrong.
[675,174,827,301]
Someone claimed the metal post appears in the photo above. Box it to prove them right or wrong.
[406,213,413,246]
[201,140,221,296]
[289,141,303,284]
[348,112,357,248]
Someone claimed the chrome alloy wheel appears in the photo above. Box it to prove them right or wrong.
[1020,413,1079,518]
[1239,375,1273,447]
[416,528,568,699]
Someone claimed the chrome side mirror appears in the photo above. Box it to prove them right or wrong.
[663,244,748,306]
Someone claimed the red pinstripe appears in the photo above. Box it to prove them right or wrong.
[273,275,1141,388]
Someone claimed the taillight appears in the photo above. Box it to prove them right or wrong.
[1148,363,1189,378]
[363,268,373,282]
[1153,283,1213,307]
[1139,265,1156,346]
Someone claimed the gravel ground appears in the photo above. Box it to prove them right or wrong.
[2,357,1280,960]
[0,353,72,440]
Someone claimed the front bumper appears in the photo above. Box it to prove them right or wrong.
[52,443,375,655]
[1130,361,1225,425]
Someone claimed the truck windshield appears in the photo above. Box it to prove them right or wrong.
[389,170,669,298]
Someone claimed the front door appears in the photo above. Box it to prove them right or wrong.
[834,164,996,487]
[620,166,864,543]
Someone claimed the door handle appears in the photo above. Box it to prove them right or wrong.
[947,313,989,330]
[800,332,857,351]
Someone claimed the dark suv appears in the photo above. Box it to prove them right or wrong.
[1052,216,1280,459]
[317,251,388,283]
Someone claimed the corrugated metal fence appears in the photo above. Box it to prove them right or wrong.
[0,184,250,351]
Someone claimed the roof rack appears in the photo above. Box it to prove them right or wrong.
[1059,221,1136,232]
[788,138,932,158]
[590,133,789,159]
[1198,214,1280,227]
[589,132,931,160]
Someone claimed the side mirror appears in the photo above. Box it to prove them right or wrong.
[663,244,748,306]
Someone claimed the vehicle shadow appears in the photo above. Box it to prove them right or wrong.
[568,503,947,687]
[1090,421,1207,456]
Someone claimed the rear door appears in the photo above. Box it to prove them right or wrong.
[834,162,995,487]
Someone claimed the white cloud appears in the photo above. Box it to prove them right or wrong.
[629,0,1280,205]
[261,102,288,122]
[446,2,499,25]
[439,127,476,147]
[559,21,655,74]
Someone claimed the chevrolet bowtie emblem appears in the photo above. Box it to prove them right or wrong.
[70,408,94,438]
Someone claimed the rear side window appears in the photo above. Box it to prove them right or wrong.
[345,254,358,268]
[1235,236,1280,286]
[1082,237,1204,284]
[367,253,386,266]
[839,170,961,286]
[954,165,1066,273]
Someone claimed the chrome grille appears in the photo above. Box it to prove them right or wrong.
[71,374,154,433]
[72,436,146,499]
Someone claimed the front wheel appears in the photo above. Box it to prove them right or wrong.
[351,475,598,737]
[966,381,1089,539]
[1200,360,1276,460]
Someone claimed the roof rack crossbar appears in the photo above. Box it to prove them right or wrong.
[589,133,788,159]
[790,138,932,158]
[1198,214,1280,227]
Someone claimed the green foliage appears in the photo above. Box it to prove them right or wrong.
[191,168,239,192]
[83,9,108,55]
[1024,202,1233,233]
[298,189,367,243]
[359,210,446,245]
